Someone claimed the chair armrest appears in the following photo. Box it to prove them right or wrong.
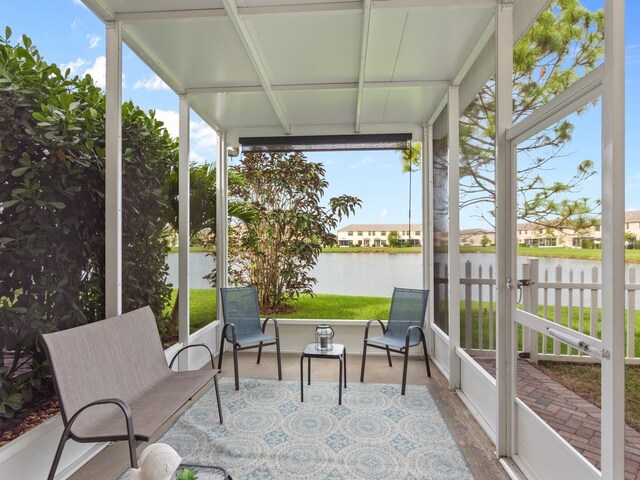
[169,343,216,370]
[405,325,426,349]
[221,322,240,347]
[262,317,280,338]
[66,398,138,468]
[364,318,386,340]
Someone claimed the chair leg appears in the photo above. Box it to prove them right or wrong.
[47,431,69,480]
[385,346,392,367]
[360,341,368,382]
[276,337,282,380]
[421,334,431,377]
[214,373,223,424]
[401,348,410,395]
[257,342,263,364]
[217,335,225,370]
[233,345,240,391]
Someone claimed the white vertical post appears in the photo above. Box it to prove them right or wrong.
[105,20,122,318]
[216,133,229,324]
[495,1,515,457]
[600,0,625,477]
[423,124,435,354]
[448,85,461,390]
[178,95,190,362]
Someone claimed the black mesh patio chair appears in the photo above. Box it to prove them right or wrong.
[218,286,282,390]
[360,287,430,395]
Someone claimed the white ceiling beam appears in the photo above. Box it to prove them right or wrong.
[241,2,363,16]
[355,0,373,133]
[373,0,496,9]
[221,0,291,134]
[189,80,449,95]
[115,9,226,22]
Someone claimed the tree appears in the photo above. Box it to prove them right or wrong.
[387,231,401,247]
[164,163,257,243]
[0,30,176,418]
[164,162,257,331]
[226,152,361,311]
[400,143,422,244]
[459,0,603,230]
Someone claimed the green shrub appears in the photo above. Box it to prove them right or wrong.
[0,29,175,418]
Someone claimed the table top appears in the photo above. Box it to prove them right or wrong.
[302,342,345,357]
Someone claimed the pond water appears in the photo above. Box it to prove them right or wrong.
[166,252,631,300]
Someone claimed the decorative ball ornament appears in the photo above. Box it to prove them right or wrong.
[126,443,182,480]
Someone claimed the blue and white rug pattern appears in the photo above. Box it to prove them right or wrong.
[158,377,474,480]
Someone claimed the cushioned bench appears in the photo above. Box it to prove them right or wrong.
[40,306,222,480]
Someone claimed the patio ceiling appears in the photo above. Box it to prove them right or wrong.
[78,0,521,145]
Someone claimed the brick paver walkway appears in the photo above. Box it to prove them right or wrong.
[472,356,640,480]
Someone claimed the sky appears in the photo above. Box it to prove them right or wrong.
[1,0,638,232]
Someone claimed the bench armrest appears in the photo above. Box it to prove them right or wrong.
[66,398,138,469]
[169,343,216,370]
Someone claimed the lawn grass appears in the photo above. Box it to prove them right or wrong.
[170,290,391,333]
[460,300,640,356]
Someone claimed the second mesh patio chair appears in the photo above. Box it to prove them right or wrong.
[218,286,282,390]
[360,287,430,395]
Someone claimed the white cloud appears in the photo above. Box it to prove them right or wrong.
[70,0,87,6]
[70,17,83,32]
[133,74,170,91]
[191,120,217,150]
[60,57,87,75]
[87,34,101,49]
[350,155,374,169]
[189,151,207,164]
[81,56,106,88]
[155,109,180,138]
[380,208,388,219]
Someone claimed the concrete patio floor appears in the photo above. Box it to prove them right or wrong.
[70,351,509,480]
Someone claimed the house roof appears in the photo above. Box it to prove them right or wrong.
[81,0,547,146]
[626,210,640,222]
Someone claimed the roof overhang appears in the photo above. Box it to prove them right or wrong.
[82,0,548,146]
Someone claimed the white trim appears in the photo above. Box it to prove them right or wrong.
[495,0,515,458]
[221,0,291,134]
[354,0,372,133]
[105,20,122,317]
[216,133,228,327]
[423,124,435,354]
[447,85,461,390]
[600,0,626,477]
[508,65,603,145]
[178,95,191,367]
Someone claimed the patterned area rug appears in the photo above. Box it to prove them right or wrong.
[155,377,474,480]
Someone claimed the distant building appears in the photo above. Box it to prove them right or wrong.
[337,211,640,248]
[336,224,422,247]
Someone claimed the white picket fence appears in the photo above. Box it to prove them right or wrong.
[435,258,640,363]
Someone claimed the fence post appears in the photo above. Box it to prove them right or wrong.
[529,259,539,363]
[521,261,531,357]
[465,260,472,349]
[628,267,636,358]
[591,265,599,339]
